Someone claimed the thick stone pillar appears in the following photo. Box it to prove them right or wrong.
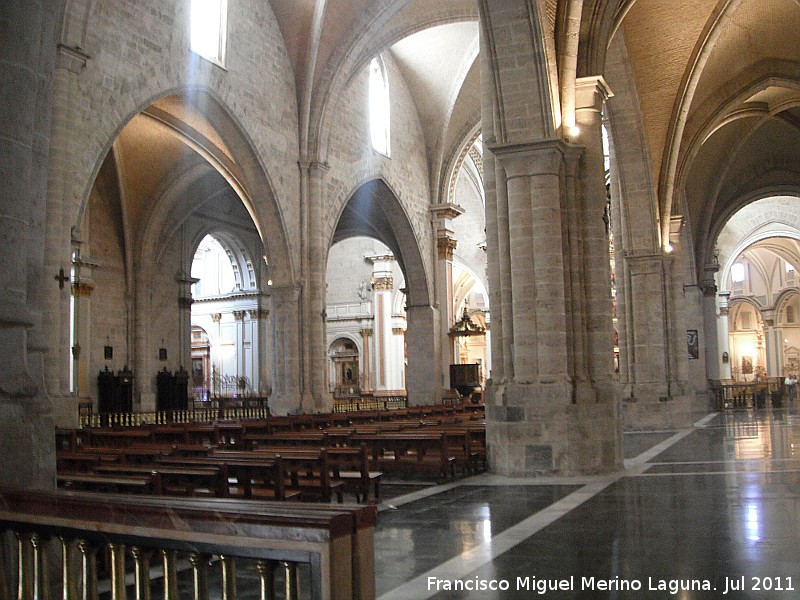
[43,45,88,408]
[486,139,622,476]
[405,304,440,406]
[249,307,271,397]
[575,77,616,401]
[430,203,463,389]
[0,0,57,489]
[268,285,302,415]
[299,160,331,412]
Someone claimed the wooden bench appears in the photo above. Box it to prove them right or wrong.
[93,464,225,497]
[210,448,344,503]
[56,472,155,494]
[349,432,456,480]
[155,454,296,500]
[327,446,383,503]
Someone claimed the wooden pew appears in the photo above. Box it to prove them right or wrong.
[156,454,296,501]
[327,446,383,503]
[348,432,456,480]
[210,448,344,503]
[56,472,155,494]
[93,463,225,497]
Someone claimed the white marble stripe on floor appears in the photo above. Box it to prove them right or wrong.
[376,474,624,600]
[377,412,720,600]
[634,468,797,477]
[378,480,465,512]
[624,412,719,469]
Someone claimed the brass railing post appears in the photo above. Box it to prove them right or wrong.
[76,541,97,600]
[129,547,151,600]
[59,538,76,600]
[160,550,178,600]
[187,553,209,600]
[218,555,236,600]
[255,561,276,600]
[16,532,33,600]
[281,561,299,600]
[107,543,126,600]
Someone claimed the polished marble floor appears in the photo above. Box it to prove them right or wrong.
[374,406,800,599]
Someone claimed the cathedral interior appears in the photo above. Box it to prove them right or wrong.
[2,1,800,598]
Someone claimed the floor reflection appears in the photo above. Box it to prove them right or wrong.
[375,406,800,600]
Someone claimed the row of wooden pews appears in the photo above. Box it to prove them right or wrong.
[55,403,486,503]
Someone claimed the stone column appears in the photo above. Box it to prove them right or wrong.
[367,255,395,392]
[43,45,89,406]
[405,303,440,406]
[176,271,198,370]
[249,308,271,397]
[268,285,302,414]
[702,282,721,381]
[762,313,779,377]
[299,160,331,412]
[486,139,622,475]
[0,0,57,489]
[70,257,95,399]
[360,328,372,392]
[575,77,615,401]
[233,310,245,392]
[430,203,463,389]
[718,292,732,380]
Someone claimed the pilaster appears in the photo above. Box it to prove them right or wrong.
[430,203,464,389]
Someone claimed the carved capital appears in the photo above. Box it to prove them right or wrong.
[71,282,94,297]
[371,276,393,291]
[437,237,458,260]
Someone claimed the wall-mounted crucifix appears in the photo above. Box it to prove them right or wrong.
[55,268,70,288]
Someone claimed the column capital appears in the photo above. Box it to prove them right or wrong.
[437,237,458,260]
[298,159,330,176]
[430,203,465,222]
[233,310,246,321]
[371,276,393,291]
[56,44,90,74]
[575,76,613,112]
[71,282,94,297]
[487,138,569,178]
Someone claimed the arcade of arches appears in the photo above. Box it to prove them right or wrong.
[3,0,800,489]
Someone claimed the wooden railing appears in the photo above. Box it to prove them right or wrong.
[0,488,376,600]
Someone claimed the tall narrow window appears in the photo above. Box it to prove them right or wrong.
[369,56,390,156]
[190,0,228,66]
[731,262,745,284]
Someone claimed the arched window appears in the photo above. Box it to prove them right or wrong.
[190,0,228,66]
[369,56,391,156]
[191,235,238,298]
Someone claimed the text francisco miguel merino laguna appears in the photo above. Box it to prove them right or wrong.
[427,575,795,595]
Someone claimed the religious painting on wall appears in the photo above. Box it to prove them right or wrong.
[686,330,699,360]
[741,356,753,375]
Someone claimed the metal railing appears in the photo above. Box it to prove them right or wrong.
[81,404,270,429]
[331,396,407,413]
[710,378,784,410]
[0,489,376,600]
